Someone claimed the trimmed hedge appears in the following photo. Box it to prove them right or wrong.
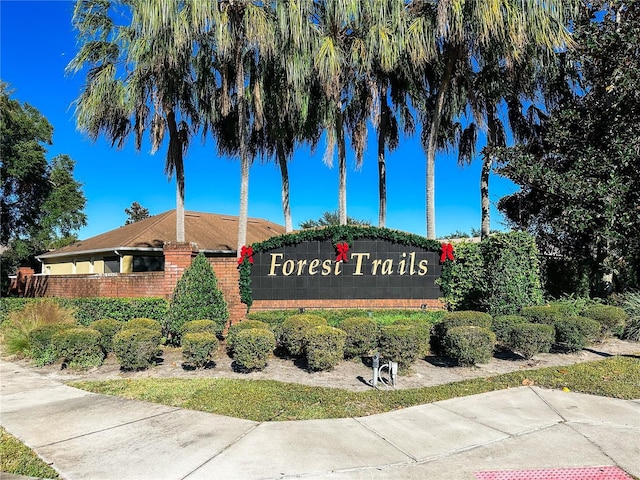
[279,314,327,357]
[113,328,162,370]
[378,324,421,370]
[61,297,167,326]
[520,305,567,325]
[304,325,346,371]
[226,320,271,352]
[433,311,492,353]
[338,317,378,358]
[90,318,123,353]
[507,323,554,359]
[180,319,219,337]
[444,326,496,366]
[581,305,628,339]
[554,316,600,352]
[181,332,218,368]
[492,315,528,346]
[233,328,276,371]
[52,327,104,368]
[27,323,74,366]
[392,317,433,357]
[126,318,162,333]
[165,253,228,344]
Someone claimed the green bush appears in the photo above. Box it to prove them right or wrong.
[27,324,74,366]
[338,317,378,358]
[113,328,162,370]
[232,328,276,371]
[378,324,421,370]
[181,332,219,368]
[438,241,486,311]
[620,291,640,341]
[279,314,327,357]
[554,316,600,352]
[0,298,29,326]
[180,319,218,337]
[226,320,271,352]
[392,317,432,357]
[480,232,544,316]
[304,325,346,371]
[60,297,168,326]
[164,253,229,343]
[507,323,555,359]
[89,318,123,353]
[520,305,567,325]
[492,315,528,346]
[581,305,628,339]
[126,317,162,332]
[432,311,492,353]
[52,327,104,368]
[444,326,496,366]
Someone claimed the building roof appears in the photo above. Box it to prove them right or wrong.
[38,210,285,259]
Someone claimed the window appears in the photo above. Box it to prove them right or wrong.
[133,255,164,272]
[104,256,120,273]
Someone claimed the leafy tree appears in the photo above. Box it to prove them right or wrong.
[299,210,370,229]
[1,84,87,291]
[497,0,640,295]
[124,202,150,225]
[164,252,229,344]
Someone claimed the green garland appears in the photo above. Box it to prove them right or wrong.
[238,226,443,310]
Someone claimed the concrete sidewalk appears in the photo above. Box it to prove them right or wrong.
[1,359,639,480]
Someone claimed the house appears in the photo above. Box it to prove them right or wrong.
[36,210,284,275]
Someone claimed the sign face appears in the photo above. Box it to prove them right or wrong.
[250,238,443,300]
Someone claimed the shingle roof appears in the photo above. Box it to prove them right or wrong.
[38,210,285,259]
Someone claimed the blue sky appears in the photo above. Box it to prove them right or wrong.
[1,0,518,241]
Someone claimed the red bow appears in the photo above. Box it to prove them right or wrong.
[335,242,349,262]
[440,243,455,262]
[238,245,254,265]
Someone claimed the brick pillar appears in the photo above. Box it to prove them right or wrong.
[163,242,198,297]
[10,267,35,296]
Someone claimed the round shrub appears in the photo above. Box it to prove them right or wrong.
[279,314,327,357]
[444,326,496,366]
[520,305,567,325]
[581,305,628,339]
[113,328,162,370]
[492,315,528,346]
[304,325,346,371]
[28,323,74,366]
[507,323,554,359]
[432,311,492,353]
[90,318,123,353]
[338,317,378,358]
[233,328,276,371]
[554,316,600,352]
[181,332,219,368]
[180,319,218,337]
[52,327,104,368]
[392,318,433,357]
[126,318,162,332]
[226,320,271,352]
[378,324,421,370]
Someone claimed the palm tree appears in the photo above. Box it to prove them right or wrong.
[68,0,200,243]
[407,0,577,239]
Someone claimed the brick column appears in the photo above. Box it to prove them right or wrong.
[163,242,198,297]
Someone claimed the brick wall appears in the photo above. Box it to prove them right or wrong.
[250,298,444,314]
[25,272,165,298]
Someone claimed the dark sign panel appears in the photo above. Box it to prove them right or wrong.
[250,238,443,300]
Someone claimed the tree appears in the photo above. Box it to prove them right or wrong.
[68,0,200,244]
[407,0,577,238]
[497,0,640,295]
[124,202,150,225]
[299,210,370,229]
[0,84,87,290]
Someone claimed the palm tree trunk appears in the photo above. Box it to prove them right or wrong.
[378,85,388,228]
[236,46,249,256]
[277,143,292,233]
[166,109,185,243]
[480,153,491,240]
[426,52,456,239]
[336,106,347,226]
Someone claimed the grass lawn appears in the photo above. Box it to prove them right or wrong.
[1,427,59,479]
[69,355,640,422]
